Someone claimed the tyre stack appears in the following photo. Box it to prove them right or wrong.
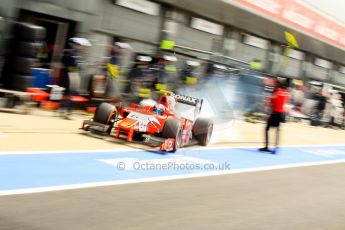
[4,22,46,91]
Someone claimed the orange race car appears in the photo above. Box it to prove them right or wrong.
[81,94,213,151]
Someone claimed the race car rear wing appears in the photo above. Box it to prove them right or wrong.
[172,93,203,118]
[172,93,202,107]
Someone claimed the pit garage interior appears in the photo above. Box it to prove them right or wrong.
[0,0,345,90]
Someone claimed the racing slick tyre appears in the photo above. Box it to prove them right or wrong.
[15,41,43,58]
[94,103,117,126]
[12,57,38,75]
[11,74,34,91]
[162,117,182,151]
[192,117,213,146]
[14,23,46,42]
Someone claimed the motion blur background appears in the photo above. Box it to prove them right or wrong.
[0,0,344,127]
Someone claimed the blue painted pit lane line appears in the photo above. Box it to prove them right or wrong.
[1,145,345,195]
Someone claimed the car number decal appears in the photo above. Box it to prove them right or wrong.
[127,112,160,132]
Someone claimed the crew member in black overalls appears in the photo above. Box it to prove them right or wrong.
[60,38,89,119]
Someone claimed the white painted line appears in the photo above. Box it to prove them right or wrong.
[0,148,142,155]
[1,158,345,196]
[1,144,344,155]
[202,144,345,150]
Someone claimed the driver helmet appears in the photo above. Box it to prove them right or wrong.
[153,104,165,115]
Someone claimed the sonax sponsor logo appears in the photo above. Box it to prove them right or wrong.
[172,94,199,105]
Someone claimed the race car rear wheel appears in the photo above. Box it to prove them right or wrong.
[93,103,117,125]
[193,118,213,146]
[162,118,182,151]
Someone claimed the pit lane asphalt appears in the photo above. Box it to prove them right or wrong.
[0,163,345,230]
[1,110,345,229]
[1,110,345,151]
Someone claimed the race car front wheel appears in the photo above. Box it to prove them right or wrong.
[94,103,118,125]
[162,118,182,151]
[193,118,214,146]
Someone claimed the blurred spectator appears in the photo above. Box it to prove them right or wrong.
[290,85,305,111]
[154,55,178,91]
[313,88,327,123]
[326,92,344,128]
[107,43,120,80]
[125,55,153,100]
[61,38,91,93]
[59,37,91,119]
[259,79,290,154]
[107,42,131,78]
[180,60,200,85]
[105,42,132,98]
[152,56,167,90]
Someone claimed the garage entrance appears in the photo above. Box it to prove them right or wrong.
[18,9,77,67]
